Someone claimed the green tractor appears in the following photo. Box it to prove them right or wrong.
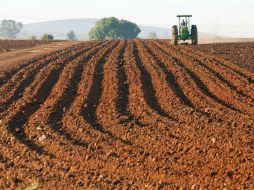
[171,15,198,45]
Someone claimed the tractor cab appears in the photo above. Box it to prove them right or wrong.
[179,15,191,40]
[171,15,198,45]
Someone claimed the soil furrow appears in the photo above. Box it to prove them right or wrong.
[96,40,143,145]
[136,40,190,122]
[151,41,239,112]
[0,51,55,87]
[143,41,195,109]
[18,41,112,153]
[137,41,215,116]
[166,44,251,113]
[0,40,253,190]
[144,41,217,118]
[6,64,67,154]
[112,41,147,128]
[174,44,254,100]
[164,40,254,83]
[45,42,112,147]
[81,41,126,140]
[116,41,131,116]
[0,42,100,113]
[0,42,89,87]
[59,41,123,151]
[96,41,126,124]
[132,40,176,120]
[0,42,86,93]
[122,41,152,121]
[1,42,106,154]
[184,44,254,98]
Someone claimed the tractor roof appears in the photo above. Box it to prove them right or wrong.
[177,15,192,17]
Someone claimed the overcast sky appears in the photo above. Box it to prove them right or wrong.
[0,0,253,37]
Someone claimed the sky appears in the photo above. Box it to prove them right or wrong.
[0,0,254,37]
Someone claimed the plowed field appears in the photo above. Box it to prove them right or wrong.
[0,40,50,52]
[194,42,254,73]
[0,40,254,189]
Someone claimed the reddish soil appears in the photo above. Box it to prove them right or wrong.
[192,42,254,73]
[0,40,253,189]
[0,40,51,52]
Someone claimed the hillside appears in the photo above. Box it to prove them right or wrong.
[19,18,221,41]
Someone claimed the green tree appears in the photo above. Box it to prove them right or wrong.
[41,33,54,41]
[89,17,141,40]
[0,20,23,38]
[89,17,119,40]
[148,32,158,39]
[67,30,77,40]
[118,19,141,39]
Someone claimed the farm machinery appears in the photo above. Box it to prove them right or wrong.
[171,15,198,45]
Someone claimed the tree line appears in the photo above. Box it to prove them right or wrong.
[0,19,78,40]
[0,18,159,40]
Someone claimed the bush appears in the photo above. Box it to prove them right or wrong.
[30,35,37,40]
[89,17,141,40]
[148,32,158,39]
[67,30,77,40]
[41,33,54,41]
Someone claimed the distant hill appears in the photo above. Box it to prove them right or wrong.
[19,18,98,40]
[19,18,173,40]
[18,18,235,42]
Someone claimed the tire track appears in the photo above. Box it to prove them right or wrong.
[151,41,239,112]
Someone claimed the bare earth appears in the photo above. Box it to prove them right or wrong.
[0,40,253,189]
[0,41,79,70]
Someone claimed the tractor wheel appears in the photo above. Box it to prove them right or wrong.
[171,25,178,45]
[191,25,198,45]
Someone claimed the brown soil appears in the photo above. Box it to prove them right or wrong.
[0,40,54,52]
[0,41,79,70]
[192,42,254,73]
[0,40,253,190]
